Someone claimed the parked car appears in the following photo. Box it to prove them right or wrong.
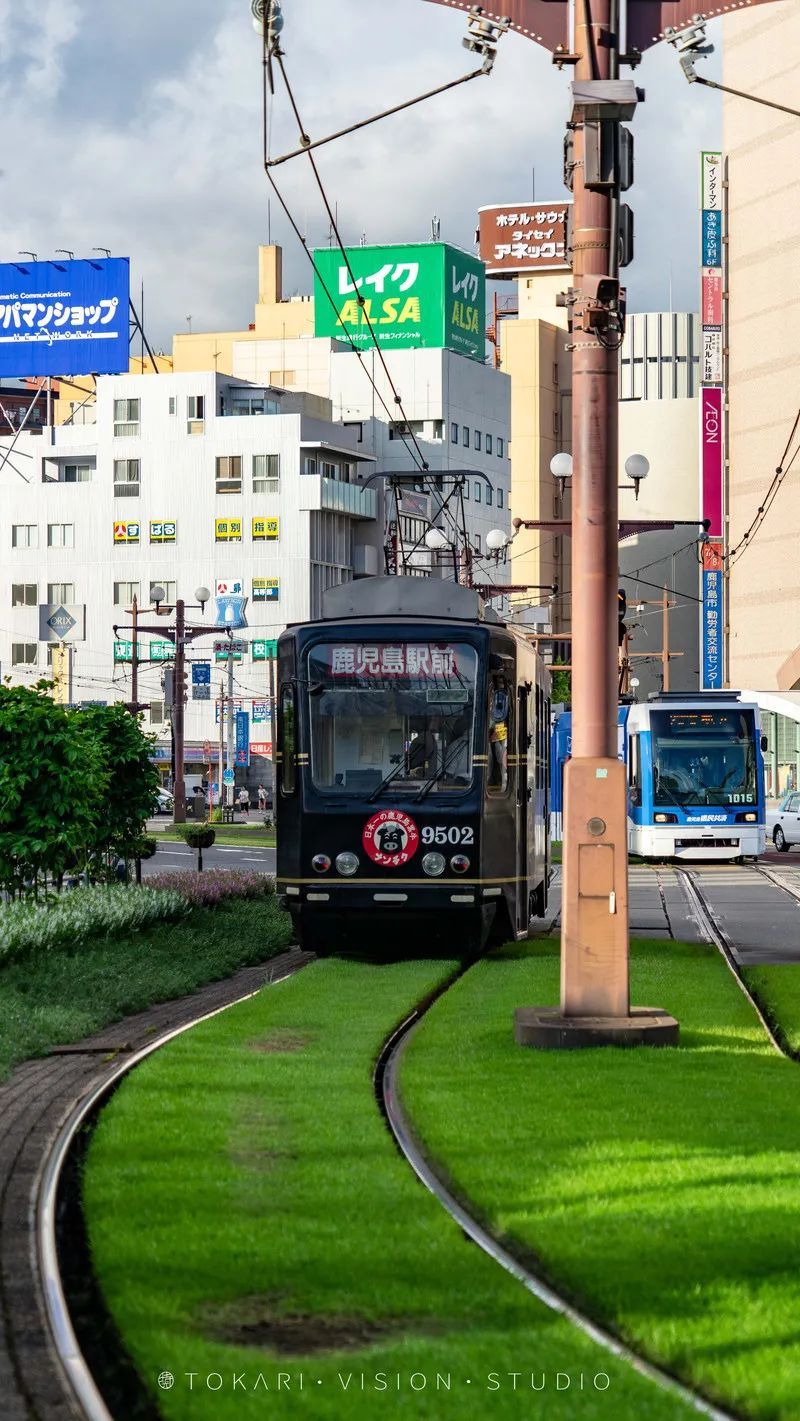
[767,791,800,851]
[153,788,174,816]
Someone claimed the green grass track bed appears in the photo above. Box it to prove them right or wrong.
[84,958,694,1420]
[0,897,291,1081]
[401,937,800,1421]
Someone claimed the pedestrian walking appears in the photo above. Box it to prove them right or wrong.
[237,785,251,816]
[257,783,267,811]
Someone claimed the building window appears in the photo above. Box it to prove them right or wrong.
[157,581,177,606]
[433,420,444,440]
[475,431,482,452]
[280,685,296,795]
[498,436,504,457]
[486,434,493,455]
[216,455,242,494]
[187,395,205,433]
[269,370,295,387]
[168,396,176,416]
[12,524,38,549]
[474,482,482,504]
[451,422,459,444]
[113,398,140,436]
[114,459,141,497]
[64,463,92,483]
[47,523,74,548]
[12,643,37,666]
[253,453,280,493]
[12,583,37,607]
[553,362,559,387]
[486,484,493,507]
[463,427,470,448]
[553,412,559,436]
[473,534,482,554]
[463,481,470,501]
[114,581,140,606]
[47,583,74,604]
[304,456,318,475]
[497,488,504,509]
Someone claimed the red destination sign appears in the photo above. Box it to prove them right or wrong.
[702,268,723,326]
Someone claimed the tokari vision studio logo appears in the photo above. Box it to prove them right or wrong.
[362,810,420,867]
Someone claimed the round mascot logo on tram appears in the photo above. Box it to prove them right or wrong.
[362,810,420,867]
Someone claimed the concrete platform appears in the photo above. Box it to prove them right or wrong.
[514,1006,680,1049]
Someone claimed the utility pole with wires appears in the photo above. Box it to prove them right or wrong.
[218,678,226,812]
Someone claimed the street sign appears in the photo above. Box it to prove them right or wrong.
[235,709,250,768]
[252,638,279,660]
[192,684,211,701]
[192,662,212,685]
[223,769,235,785]
[211,782,219,795]
[150,640,173,662]
[213,639,247,660]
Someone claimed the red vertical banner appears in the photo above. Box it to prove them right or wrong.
[701,386,724,538]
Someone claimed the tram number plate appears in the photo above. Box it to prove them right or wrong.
[421,825,475,847]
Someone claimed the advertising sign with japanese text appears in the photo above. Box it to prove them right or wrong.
[702,209,722,269]
[702,269,722,326]
[313,243,485,360]
[150,641,172,662]
[250,741,273,757]
[235,710,250,768]
[702,329,723,385]
[478,202,571,276]
[149,520,176,543]
[252,516,279,541]
[702,151,723,211]
[113,521,139,544]
[0,256,129,378]
[701,386,723,538]
[252,639,279,660]
[253,578,280,602]
[702,565,723,689]
[215,519,242,542]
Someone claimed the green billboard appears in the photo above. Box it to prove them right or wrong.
[313,243,485,361]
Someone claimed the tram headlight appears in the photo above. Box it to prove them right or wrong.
[737,812,758,823]
[654,813,677,824]
[312,854,331,873]
[335,851,360,877]
[450,854,470,873]
[422,852,446,877]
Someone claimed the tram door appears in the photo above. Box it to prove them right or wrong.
[517,683,531,933]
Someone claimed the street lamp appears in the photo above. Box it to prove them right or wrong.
[624,454,650,501]
[150,584,166,610]
[486,528,511,555]
[424,527,449,552]
[196,586,211,609]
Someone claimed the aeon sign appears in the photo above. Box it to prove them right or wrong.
[701,387,723,539]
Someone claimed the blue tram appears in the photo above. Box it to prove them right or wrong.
[276,576,551,954]
[552,692,766,861]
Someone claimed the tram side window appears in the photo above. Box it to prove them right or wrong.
[629,734,641,805]
[280,685,296,795]
[487,674,511,795]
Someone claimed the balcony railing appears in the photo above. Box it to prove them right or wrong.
[320,478,376,520]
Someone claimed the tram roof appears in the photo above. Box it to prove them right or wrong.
[321,576,487,625]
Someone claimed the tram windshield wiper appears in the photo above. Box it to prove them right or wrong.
[414,740,470,802]
[367,760,410,803]
[654,776,690,812]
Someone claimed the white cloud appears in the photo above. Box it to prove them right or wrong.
[0,0,721,348]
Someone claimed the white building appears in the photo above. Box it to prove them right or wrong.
[233,340,512,576]
[0,371,378,783]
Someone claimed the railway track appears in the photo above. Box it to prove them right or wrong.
[375,969,739,1421]
[1,947,312,1421]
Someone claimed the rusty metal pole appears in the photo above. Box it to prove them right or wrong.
[662,585,670,692]
[130,595,139,711]
[560,0,630,1018]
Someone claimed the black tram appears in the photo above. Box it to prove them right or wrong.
[276,576,550,955]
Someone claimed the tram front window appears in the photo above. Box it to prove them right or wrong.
[307,641,477,796]
[650,709,758,808]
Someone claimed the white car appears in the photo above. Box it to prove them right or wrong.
[767,791,800,851]
[153,788,174,816]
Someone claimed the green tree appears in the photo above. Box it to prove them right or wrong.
[551,662,571,706]
[74,705,159,870]
[0,684,106,897]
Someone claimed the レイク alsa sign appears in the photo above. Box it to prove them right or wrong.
[313,243,485,361]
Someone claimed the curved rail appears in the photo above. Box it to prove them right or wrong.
[677,868,785,1056]
[38,954,310,1421]
[375,980,738,1421]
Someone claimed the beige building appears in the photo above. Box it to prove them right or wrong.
[724,0,800,691]
[172,246,313,376]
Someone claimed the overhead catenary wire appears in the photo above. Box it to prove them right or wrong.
[726,409,800,565]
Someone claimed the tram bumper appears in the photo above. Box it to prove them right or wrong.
[635,825,765,860]
[278,880,496,954]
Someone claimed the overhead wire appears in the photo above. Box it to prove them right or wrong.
[727,408,800,565]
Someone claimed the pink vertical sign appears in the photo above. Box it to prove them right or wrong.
[701,386,723,538]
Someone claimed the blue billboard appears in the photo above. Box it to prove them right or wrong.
[235,710,250,768]
[701,569,723,690]
[701,210,722,269]
[0,257,130,377]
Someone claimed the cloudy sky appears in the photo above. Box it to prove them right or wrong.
[0,0,721,350]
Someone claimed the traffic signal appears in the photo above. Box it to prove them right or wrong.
[163,668,174,707]
[177,667,189,703]
[618,590,628,647]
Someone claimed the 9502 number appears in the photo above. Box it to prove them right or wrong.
[421,825,475,847]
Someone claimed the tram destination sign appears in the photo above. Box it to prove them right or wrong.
[326,644,459,678]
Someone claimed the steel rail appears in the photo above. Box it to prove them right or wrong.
[37,953,310,1421]
[676,868,784,1056]
[375,975,739,1421]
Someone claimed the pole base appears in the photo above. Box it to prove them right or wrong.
[514,1007,679,1050]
